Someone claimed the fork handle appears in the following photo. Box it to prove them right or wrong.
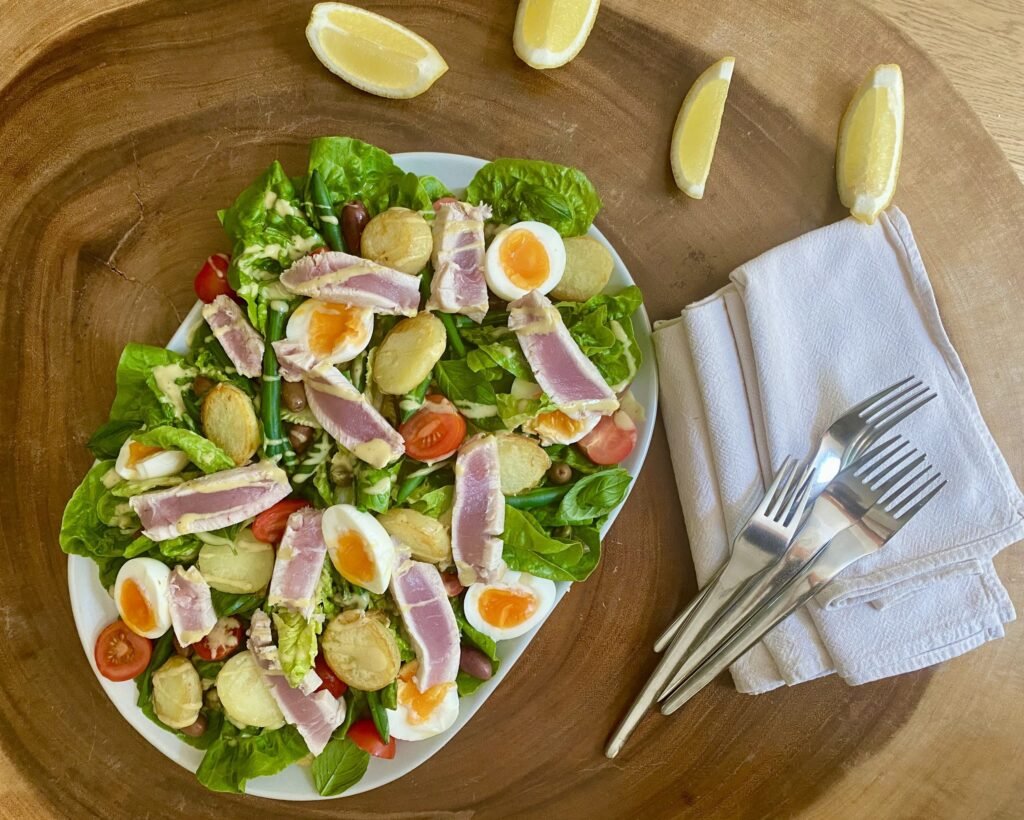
[652,564,725,653]
[657,500,854,694]
[659,537,871,716]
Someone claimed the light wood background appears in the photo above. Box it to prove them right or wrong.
[0,1,1022,818]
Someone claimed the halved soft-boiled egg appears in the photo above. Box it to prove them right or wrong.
[286,298,373,364]
[464,570,557,641]
[484,222,566,302]
[386,661,459,741]
[114,438,189,481]
[322,504,395,594]
[524,409,601,445]
[114,557,172,639]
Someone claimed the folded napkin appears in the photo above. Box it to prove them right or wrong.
[653,208,1024,693]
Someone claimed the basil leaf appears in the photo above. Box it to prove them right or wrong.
[196,724,309,794]
[502,505,603,581]
[312,736,370,797]
[465,158,602,237]
[210,588,266,618]
[434,359,504,431]
[87,419,141,459]
[451,596,498,662]
[555,468,632,525]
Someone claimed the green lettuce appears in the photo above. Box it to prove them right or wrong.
[59,461,138,561]
[465,158,602,236]
[434,359,504,431]
[221,160,322,332]
[87,419,141,460]
[123,532,202,563]
[132,426,235,474]
[355,460,400,514]
[211,588,266,618]
[272,610,320,688]
[107,343,189,427]
[196,723,309,794]
[502,505,602,581]
[557,286,643,392]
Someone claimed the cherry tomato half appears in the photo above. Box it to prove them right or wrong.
[315,654,347,699]
[193,616,245,662]
[252,499,311,544]
[348,718,396,759]
[578,410,638,466]
[193,252,235,303]
[399,396,467,463]
[440,571,465,598]
[95,619,153,682]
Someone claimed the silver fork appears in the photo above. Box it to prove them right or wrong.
[653,376,936,653]
[656,435,924,698]
[660,459,946,715]
[604,459,814,759]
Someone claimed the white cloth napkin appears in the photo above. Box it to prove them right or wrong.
[653,208,1023,693]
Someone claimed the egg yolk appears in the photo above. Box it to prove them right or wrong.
[398,664,454,725]
[478,587,538,629]
[333,530,375,587]
[126,442,163,467]
[119,579,155,633]
[500,229,550,290]
[535,410,584,439]
[309,303,366,357]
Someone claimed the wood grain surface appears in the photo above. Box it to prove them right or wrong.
[1,1,1023,818]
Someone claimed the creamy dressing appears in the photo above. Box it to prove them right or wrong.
[151,363,191,417]
[456,400,499,419]
[511,304,562,336]
[362,477,392,496]
[608,319,638,392]
[353,438,397,469]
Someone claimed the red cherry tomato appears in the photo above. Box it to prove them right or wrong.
[578,410,638,466]
[94,620,153,682]
[348,718,396,759]
[399,396,467,463]
[193,616,245,661]
[193,252,235,303]
[251,499,311,544]
[315,654,347,699]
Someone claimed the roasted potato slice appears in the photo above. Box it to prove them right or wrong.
[216,651,285,729]
[549,235,613,302]
[201,383,260,465]
[322,611,401,691]
[373,312,446,395]
[497,433,552,495]
[378,508,452,565]
[361,207,433,275]
[152,656,203,729]
[198,528,274,594]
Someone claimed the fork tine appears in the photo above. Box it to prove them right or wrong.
[867,387,937,429]
[882,464,935,507]
[782,465,815,526]
[770,460,807,519]
[857,391,937,454]
[852,435,908,475]
[872,453,927,497]
[892,477,946,520]
[847,376,917,418]
[763,458,797,516]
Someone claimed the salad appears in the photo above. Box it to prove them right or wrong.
[60,136,646,796]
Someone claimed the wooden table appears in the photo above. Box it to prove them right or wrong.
[1,1,1022,817]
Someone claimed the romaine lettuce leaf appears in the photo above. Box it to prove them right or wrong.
[108,343,188,427]
[272,610,319,689]
[557,286,643,392]
[132,425,235,474]
[465,158,602,237]
[59,461,139,560]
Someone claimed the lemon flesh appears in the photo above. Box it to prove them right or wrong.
[514,0,601,70]
[837,64,904,224]
[670,56,735,199]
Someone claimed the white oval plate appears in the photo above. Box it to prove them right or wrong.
[67,152,658,800]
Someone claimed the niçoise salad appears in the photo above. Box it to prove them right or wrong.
[60,136,645,795]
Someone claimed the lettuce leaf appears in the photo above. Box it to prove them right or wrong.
[108,343,188,427]
[501,505,602,581]
[132,425,235,474]
[59,461,138,560]
[196,723,309,794]
[434,359,504,431]
[554,468,632,525]
[220,160,322,332]
[272,610,319,688]
[557,287,643,392]
[87,419,141,460]
[465,158,602,237]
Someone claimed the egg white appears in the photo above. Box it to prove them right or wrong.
[523,409,601,445]
[114,438,190,481]
[484,222,566,302]
[114,557,172,639]
[464,570,557,641]
[321,504,395,594]
[286,298,373,365]
[386,676,459,741]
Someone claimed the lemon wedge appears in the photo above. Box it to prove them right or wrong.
[837,64,904,224]
[670,56,734,199]
[513,0,601,70]
[306,2,448,99]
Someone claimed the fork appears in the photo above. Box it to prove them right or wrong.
[653,376,936,653]
[604,459,814,759]
[659,459,946,715]
[656,435,924,698]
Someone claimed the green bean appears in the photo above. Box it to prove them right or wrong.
[506,484,573,509]
[366,689,390,743]
[439,313,466,358]
[400,374,431,422]
[308,170,343,252]
[379,680,398,711]
[395,473,426,504]
[261,301,296,466]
